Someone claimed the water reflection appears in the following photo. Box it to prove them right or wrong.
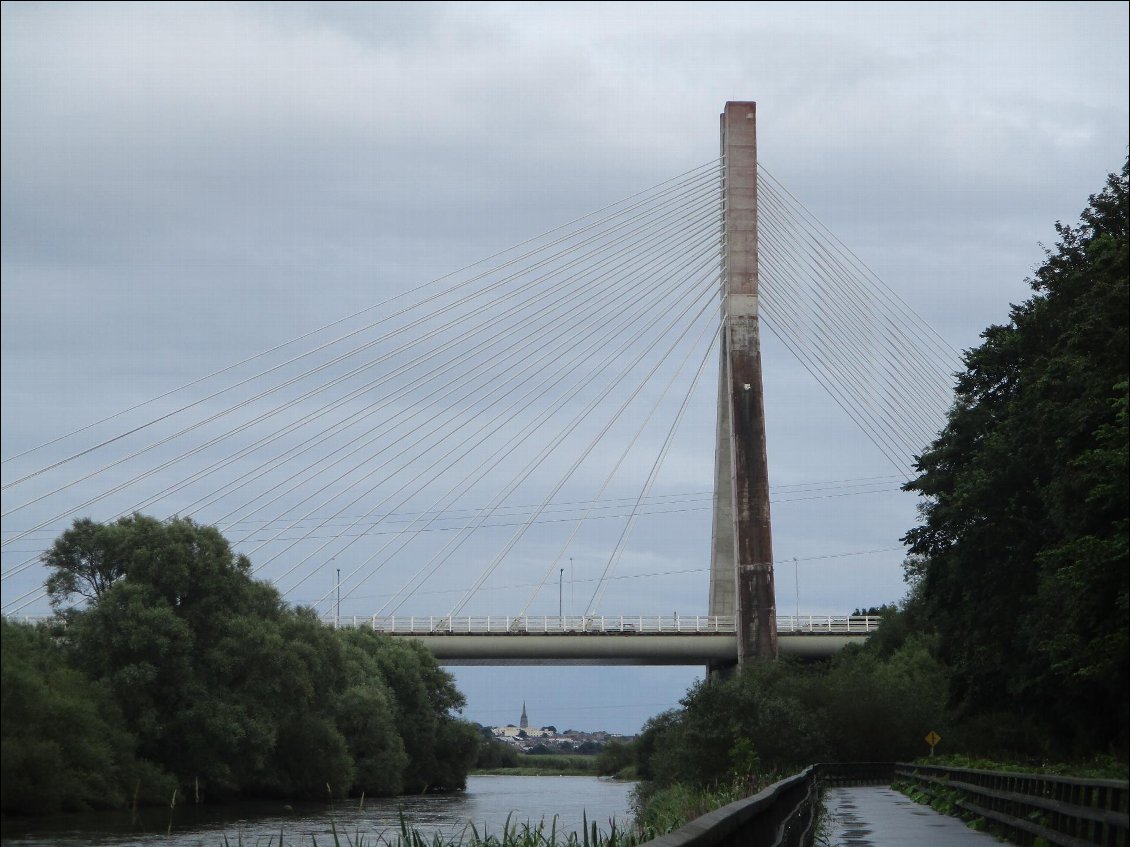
[0,776,636,847]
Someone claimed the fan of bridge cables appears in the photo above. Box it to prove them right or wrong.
[755,166,960,477]
[1,159,960,619]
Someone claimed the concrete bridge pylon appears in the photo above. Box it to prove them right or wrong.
[709,101,777,667]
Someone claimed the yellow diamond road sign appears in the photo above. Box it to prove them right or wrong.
[925,731,942,747]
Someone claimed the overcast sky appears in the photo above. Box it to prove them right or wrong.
[2,2,1127,735]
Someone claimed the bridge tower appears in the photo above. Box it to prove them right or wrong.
[709,102,778,666]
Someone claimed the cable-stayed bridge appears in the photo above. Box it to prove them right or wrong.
[0,102,959,669]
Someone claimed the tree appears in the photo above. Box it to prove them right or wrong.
[56,516,288,796]
[0,619,174,814]
[851,605,891,617]
[336,631,410,795]
[903,159,1129,758]
[428,720,482,790]
[42,517,127,607]
[596,740,634,776]
[476,738,520,769]
[634,710,683,783]
[247,608,355,799]
[345,629,470,792]
[28,514,479,802]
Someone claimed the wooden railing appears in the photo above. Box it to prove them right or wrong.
[894,763,1129,847]
[637,763,1127,847]
[637,763,892,847]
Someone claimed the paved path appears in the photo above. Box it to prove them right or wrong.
[825,786,1004,846]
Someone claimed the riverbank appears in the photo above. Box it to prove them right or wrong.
[473,767,591,776]
[473,753,599,777]
[0,776,636,847]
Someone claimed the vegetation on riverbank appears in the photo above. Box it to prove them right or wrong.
[901,157,1128,763]
[891,754,1129,840]
[473,753,599,776]
[626,633,947,791]
[231,777,770,847]
[473,767,588,776]
[1,515,479,816]
[630,779,753,837]
[907,753,1128,781]
[217,812,642,847]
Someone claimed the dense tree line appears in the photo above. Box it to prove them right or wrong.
[629,628,948,789]
[903,158,1128,758]
[624,159,1128,797]
[1,515,480,816]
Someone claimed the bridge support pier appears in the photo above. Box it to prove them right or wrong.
[709,101,777,669]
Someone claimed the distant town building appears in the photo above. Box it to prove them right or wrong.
[486,704,632,752]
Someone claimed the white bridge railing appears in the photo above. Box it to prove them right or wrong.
[7,613,881,635]
[319,614,881,634]
[777,615,881,633]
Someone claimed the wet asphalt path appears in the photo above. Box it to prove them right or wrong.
[826,786,1004,846]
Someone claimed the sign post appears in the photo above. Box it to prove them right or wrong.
[925,730,942,756]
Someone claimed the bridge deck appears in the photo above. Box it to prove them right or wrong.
[396,632,868,665]
[318,614,877,665]
[826,786,1001,846]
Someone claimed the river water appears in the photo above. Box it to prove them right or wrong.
[0,776,636,847]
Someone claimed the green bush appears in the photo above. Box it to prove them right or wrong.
[0,619,175,814]
[3,515,480,815]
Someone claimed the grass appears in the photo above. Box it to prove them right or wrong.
[220,808,642,847]
[516,754,596,770]
[216,769,775,847]
[472,768,591,777]
[916,753,1129,780]
[629,780,749,838]
[471,754,598,777]
[893,757,1128,847]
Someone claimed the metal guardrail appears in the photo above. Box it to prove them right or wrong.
[318,614,881,634]
[894,763,1129,847]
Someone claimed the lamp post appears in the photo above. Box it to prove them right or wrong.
[558,568,564,622]
[336,567,341,627]
[793,557,799,627]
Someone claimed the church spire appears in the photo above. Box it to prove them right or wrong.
[520,701,528,729]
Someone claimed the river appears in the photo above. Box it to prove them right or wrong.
[0,776,636,847]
